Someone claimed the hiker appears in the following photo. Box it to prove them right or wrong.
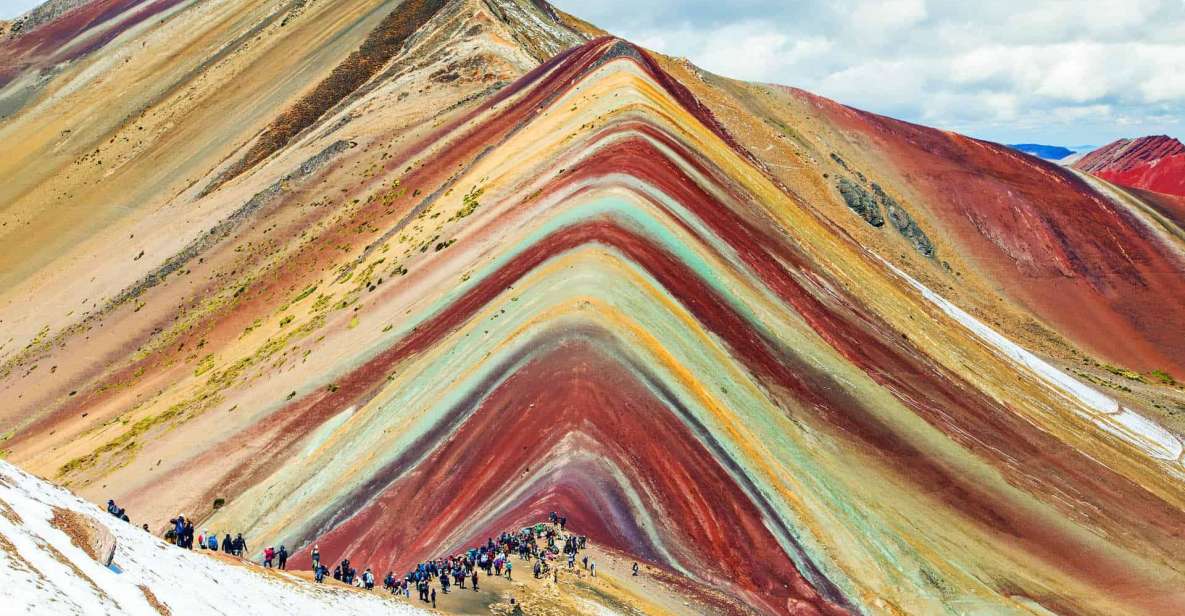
[142,524,150,533]
[632,562,639,576]
[222,533,233,554]
[277,545,288,570]
[590,560,596,577]
[311,545,321,570]
[333,564,342,581]
[431,587,436,609]
[182,520,195,549]
[505,560,512,579]
[582,555,588,569]
[263,546,274,568]
[471,569,479,591]
[107,499,117,515]
[568,552,575,569]
[173,516,186,546]
[440,571,450,593]
[363,568,375,590]
[207,533,218,550]
[384,572,395,592]
[196,529,205,549]
[315,564,326,583]
[233,533,246,557]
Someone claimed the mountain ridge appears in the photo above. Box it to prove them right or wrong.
[2,1,1185,614]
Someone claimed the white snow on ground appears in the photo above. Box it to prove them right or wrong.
[0,461,427,616]
[876,257,1185,464]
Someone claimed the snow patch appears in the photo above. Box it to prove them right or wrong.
[876,257,1184,463]
[0,461,427,616]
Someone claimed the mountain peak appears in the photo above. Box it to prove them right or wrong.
[1073,135,1185,197]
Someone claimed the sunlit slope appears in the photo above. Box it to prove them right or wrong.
[2,3,1185,615]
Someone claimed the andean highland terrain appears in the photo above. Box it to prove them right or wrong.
[2,0,1185,614]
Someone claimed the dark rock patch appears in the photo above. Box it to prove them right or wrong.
[836,178,884,227]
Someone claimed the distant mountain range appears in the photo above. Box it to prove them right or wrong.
[1008,143,1098,161]
[1009,143,1076,160]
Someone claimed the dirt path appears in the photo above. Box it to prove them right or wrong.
[192,541,729,614]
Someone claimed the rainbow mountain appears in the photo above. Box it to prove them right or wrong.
[2,1,1185,614]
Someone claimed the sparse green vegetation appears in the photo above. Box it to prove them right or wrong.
[291,285,318,304]
[193,354,216,377]
[1103,364,1145,382]
[1149,369,1178,386]
[451,186,484,221]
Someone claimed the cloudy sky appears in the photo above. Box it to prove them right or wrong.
[552,0,1185,147]
[0,0,40,19]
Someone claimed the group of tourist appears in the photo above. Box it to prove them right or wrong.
[120,499,617,610]
[311,511,598,609]
[158,512,255,560]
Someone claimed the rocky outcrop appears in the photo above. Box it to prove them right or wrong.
[872,183,934,257]
[836,177,884,227]
[51,506,116,567]
[836,177,935,257]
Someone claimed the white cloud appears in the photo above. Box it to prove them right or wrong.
[849,0,929,35]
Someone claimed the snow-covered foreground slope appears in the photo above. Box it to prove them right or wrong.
[0,461,426,616]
